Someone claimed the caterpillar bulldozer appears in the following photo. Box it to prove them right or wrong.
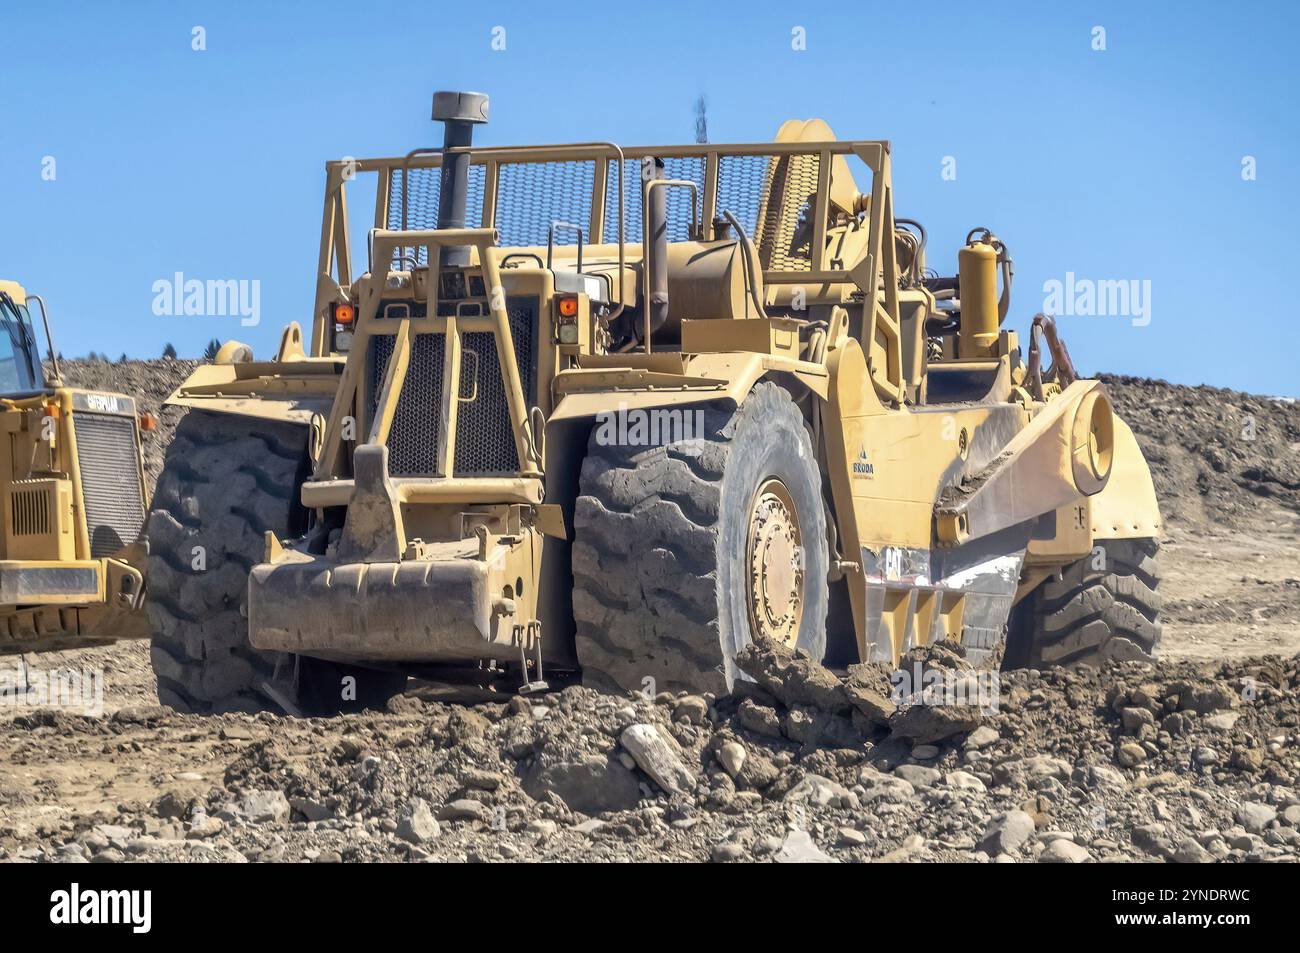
[145,91,1162,715]
[0,280,149,653]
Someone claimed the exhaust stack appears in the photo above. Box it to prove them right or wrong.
[643,157,669,344]
[431,90,489,267]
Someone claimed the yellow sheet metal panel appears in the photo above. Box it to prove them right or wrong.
[1089,414,1163,539]
[3,479,75,561]
[680,318,801,357]
[0,559,104,606]
[0,279,28,303]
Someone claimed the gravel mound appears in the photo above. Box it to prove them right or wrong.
[1,364,1295,863]
[5,640,1298,863]
[1102,373,1300,524]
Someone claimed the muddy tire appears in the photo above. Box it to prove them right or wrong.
[1008,537,1163,668]
[146,411,406,715]
[572,382,829,695]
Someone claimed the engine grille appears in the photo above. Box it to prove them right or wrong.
[369,332,446,477]
[367,298,537,478]
[454,299,537,476]
[9,482,51,537]
[71,412,146,558]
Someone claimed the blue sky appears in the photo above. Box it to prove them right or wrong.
[1,1,1296,394]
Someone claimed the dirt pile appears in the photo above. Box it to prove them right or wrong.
[4,638,1298,863]
[0,367,1296,863]
[1102,374,1300,525]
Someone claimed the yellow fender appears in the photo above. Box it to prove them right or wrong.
[1089,414,1163,540]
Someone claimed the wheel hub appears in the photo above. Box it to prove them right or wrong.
[746,479,805,648]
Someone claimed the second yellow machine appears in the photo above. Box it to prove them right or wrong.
[0,280,149,654]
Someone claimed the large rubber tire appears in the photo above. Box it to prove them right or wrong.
[146,410,407,715]
[1007,537,1163,668]
[572,382,829,695]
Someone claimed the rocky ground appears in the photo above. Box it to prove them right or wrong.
[0,363,1296,863]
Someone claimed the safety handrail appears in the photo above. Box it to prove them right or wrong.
[393,141,628,323]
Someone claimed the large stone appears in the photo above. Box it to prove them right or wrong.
[837,827,867,846]
[524,754,642,815]
[673,696,709,725]
[894,764,941,789]
[396,798,440,844]
[783,774,853,809]
[1117,742,1147,767]
[775,830,836,863]
[736,698,783,738]
[716,742,747,780]
[979,811,1035,856]
[1120,707,1155,732]
[1131,824,1172,857]
[1087,764,1128,791]
[1204,711,1241,731]
[781,708,819,744]
[710,842,746,863]
[1176,682,1239,715]
[1236,802,1277,833]
[1020,755,1072,780]
[236,790,290,825]
[153,791,190,820]
[620,724,696,796]
[843,665,896,726]
[856,767,915,803]
[438,799,492,823]
[186,815,224,839]
[1172,837,1212,863]
[289,796,333,822]
[1039,839,1091,863]
[943,770,986,792]
[736,750,781,790]
[889,702,982,745]
[734,638,849,713]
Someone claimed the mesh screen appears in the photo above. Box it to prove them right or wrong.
[495,161,595,247]
[383,151,823,272]
[388,165,487,266]
[603,157,705,244]
[755,153,820,271]
[367,300,537,477]
[72,413,146,558]
[369,332,446,476]
[453,299,538,476]
[715,155,771,244]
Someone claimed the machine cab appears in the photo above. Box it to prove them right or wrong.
[0,280,48,395]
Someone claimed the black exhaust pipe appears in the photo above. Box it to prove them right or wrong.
[643,157,669,344]
[431,90,489,267]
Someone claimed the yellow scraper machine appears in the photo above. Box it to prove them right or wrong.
[0,280,149,653]
[146,91,1162,714]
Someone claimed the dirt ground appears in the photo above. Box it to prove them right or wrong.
[0,362,1297,863]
